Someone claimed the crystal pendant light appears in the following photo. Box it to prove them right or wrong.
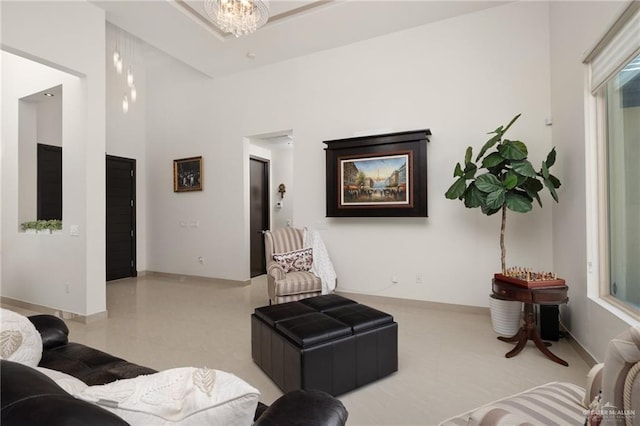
[113,49,120,68]
[130,84,137,103]
[122,95,129,113]
[127,67,134,87]
[203,0,270,38]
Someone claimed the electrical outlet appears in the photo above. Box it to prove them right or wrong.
[198,256,204,264]
[65,284,70,294]
[391,276,399,284]
[416,274,423,284]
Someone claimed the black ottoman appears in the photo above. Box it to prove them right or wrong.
[251,295,398,396]
[324,304,398,387]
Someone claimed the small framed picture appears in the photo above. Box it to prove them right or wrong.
[173,156,202,192]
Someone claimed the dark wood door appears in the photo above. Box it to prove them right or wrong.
[37,144,62,220]
[106,156,136,281]
[250,157,269,277]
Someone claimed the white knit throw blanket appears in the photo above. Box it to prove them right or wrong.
[304,228,337,294]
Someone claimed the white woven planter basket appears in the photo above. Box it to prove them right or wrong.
[489,296,523,337]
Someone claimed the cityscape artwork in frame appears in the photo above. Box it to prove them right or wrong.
[340,152,412,208]
[173,156,202,192]
[324,129,431,217]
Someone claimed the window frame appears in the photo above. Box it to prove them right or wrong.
[584,2,640,322]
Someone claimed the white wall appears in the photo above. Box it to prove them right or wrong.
[18,101,37,225]
[105,25,148,272]
[146,2,555,307]
[1,1,106,316]
[145,60,220,277]
[549,0,636,361]
[37,96,63,147]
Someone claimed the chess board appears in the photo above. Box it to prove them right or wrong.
[494,273,566,289]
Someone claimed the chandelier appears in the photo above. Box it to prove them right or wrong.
[112,30,139,114]
[204,0,270,38]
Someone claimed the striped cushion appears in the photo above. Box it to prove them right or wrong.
[274,292,322,304]
[440,382,586,426]
[269,228,304,254]
[274,271,321,297]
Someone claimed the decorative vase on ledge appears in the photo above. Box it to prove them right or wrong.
[489,294,522,337]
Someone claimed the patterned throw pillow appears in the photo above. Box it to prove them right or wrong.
[78,367,260,426]
[0,309,43,367]
[273,248,313,273]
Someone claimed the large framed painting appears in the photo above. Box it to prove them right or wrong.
[324,130,430,217]
[173,156,203,192]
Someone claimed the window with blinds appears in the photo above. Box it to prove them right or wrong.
[584,2,640,316]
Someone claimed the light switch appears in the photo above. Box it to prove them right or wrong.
[70,225,79,236]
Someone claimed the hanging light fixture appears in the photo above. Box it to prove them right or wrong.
[122,94,129,113]
[127,67,134,87]
[112,26,142,114]
[203,0,270,38]
[113,48,120,68]
[116,58,123,74]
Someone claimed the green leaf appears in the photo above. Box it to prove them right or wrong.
[519,177,543,193]
[482,152,505,168]
[544,178,559,202]
[475,173,503,193]
[506,192,533,213]
[445,177,467,199]
[465,147,473,165]
[500,114,521,136]
[546,147,556,168]
[463,163,477,179]
[481,205,501,216]
[504,171,518,190]
[464,183,486,208]
[498,140,528,160]
[541,161,550,179]
[548,174,561,189]
[530,191,542,207]
[476,134,501,162]
[511,160,537,178]
[488,125,504,136]
[454,162,463,177]
[486,189,506,210]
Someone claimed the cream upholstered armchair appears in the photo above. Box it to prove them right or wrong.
[441,325,640,426]
[264,228,322,304]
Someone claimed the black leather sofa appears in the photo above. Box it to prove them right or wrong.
[1,314,348,426]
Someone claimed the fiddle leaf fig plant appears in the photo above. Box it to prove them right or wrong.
[445,114,561,273]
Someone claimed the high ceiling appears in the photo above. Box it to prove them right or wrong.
[92,0,508,78]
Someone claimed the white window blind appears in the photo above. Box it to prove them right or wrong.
[584,2,640,93]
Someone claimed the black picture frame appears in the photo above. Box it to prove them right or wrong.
[324,130,431,217]
[173,156,203,192]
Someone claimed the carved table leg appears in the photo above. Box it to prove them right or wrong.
[531,330,568,366]
[498,302,568,366]
[497,331,522,343]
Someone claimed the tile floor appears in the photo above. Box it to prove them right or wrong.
[6,274,592,425]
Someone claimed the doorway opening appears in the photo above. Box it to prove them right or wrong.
[106,155,137,281]
[247,131,294,278]
[250,157,269,277]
